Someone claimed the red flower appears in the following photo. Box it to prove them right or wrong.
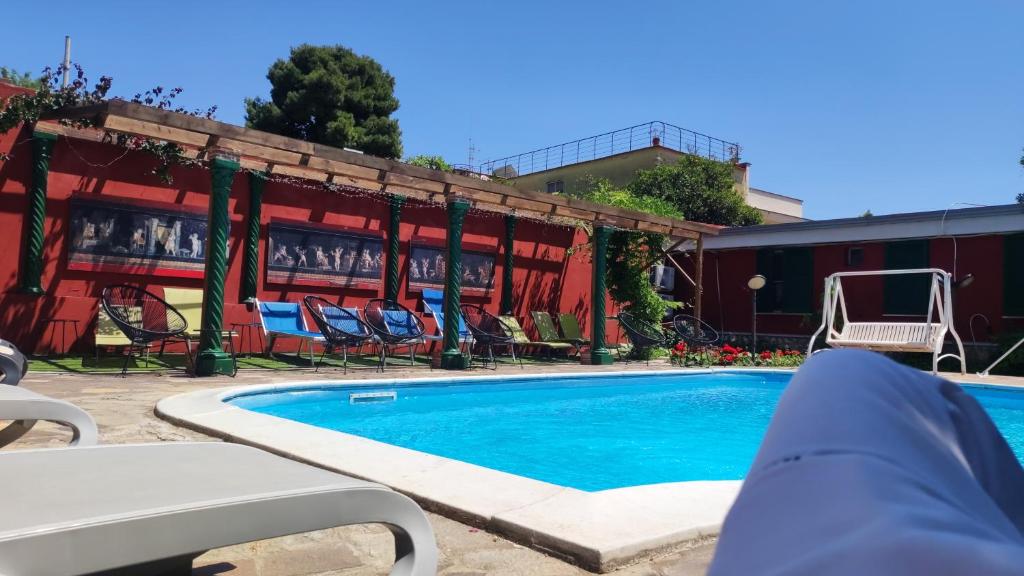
[674,341,687,352]
[723,354,736,363]
[786,350,801,356]
[760,351,772,360]
[722,344,739,355]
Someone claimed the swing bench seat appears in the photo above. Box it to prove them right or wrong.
[809,268,966,374]
[831,322,945,353]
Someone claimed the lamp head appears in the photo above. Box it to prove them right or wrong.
[954,273,975,289]
[747,274,767,291]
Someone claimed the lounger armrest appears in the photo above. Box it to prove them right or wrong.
[0,389,99,447]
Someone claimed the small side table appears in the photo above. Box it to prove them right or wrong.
[40,318,81,357]
[186,330,238,377]
[231,322,265,358]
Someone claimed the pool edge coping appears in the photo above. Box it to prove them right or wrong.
[156,368,764,571]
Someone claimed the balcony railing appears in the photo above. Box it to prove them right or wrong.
[475,121,740,178]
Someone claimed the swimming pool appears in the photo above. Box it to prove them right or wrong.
[227,371,1024,491]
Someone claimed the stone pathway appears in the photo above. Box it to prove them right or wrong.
[11,362,718,576]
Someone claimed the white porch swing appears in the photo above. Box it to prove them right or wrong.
[807,269,966,374]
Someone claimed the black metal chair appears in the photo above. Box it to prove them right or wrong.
[363,299,425,372]
[460,304,522,370]
[100,285,189,376]
[671,314,720,346]
[671,313,720,365]
[303,296,376,374]
[617,312,667,365]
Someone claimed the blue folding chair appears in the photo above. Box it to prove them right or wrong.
[256,300,325,366]
[421,288,472,350]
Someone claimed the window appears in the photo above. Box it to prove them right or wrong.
[883,240,930,315]
[755,247,814,313]
[846,246,864,267]
[1004,234,1024,316]
[545,180,564,194]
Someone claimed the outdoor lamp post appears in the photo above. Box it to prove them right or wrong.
[747,274,766,352]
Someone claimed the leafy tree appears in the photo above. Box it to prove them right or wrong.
[627,155,763,226]
[0,67,42,90]
[405,155,452,172]
[860,209,874,217]
[245,45,402,158]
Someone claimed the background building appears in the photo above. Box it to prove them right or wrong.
[474,121,804,225]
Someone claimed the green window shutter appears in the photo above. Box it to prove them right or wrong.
[1004,234,1024,316]
[782,247,814,313]
[884,240,930,315]
[756,248,780,312]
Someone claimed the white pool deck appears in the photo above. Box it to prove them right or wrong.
[156,367,1024,572]
[157,369,745,572]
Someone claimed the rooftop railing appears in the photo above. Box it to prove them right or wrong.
[475,121,740,178]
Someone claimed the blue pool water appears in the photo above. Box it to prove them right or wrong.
[229,372,1024,491]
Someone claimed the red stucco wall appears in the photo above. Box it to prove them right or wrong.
[678,236,1020,340]
[0,99,609,354]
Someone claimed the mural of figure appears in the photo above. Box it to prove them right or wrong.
[98,218,115,243]
[314,246,330,269]
[273,244,292,265]
[331,246,343,271]
[131,228,146,253]
[476,263,490,286]
[163,228,177,256]
[294,246,308,268]
[359,249,373,272]
[435,255,446,279]
[410,260,421,279]
[373,251,382,271]
[188,233,202,259]
[420,257,432,279]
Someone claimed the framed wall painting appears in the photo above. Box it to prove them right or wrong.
[266,220,384,288]
[67,195,208,278]
[407,241,496,295]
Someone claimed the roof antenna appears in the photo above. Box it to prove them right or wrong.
[61,35,71,88]
[467,138,476,171]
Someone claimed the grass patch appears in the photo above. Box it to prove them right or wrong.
[27,349,585,375]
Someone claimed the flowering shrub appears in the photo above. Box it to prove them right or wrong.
[669,343,806,368]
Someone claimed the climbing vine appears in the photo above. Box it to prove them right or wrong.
[574,177,682,333]
[0,64,216,183]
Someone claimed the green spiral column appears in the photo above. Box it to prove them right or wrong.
[500,214,516,315]
[195,156,239,376]
[240,170,266,303]
[589,224,614,365]
[385,195,406,301]
[440,199,470,369]
[20,131,57,295]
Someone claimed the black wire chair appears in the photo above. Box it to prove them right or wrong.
[671,313,720,365]
[100,285,189,376]
[617,312,667,365]
[460,304,522,370]
[303,296,376,373]
[363,299,425,372]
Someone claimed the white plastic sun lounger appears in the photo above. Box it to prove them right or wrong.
[0,442,437,576]
[0,385,99,448]
[807,268,966,374]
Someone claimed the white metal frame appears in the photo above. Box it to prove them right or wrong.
[807,268,966,374]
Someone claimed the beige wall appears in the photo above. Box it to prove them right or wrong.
[506,146,802,223]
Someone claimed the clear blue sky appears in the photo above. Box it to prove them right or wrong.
[3,1,1021,219]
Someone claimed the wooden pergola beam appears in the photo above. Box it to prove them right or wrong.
[47,100,720,240]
